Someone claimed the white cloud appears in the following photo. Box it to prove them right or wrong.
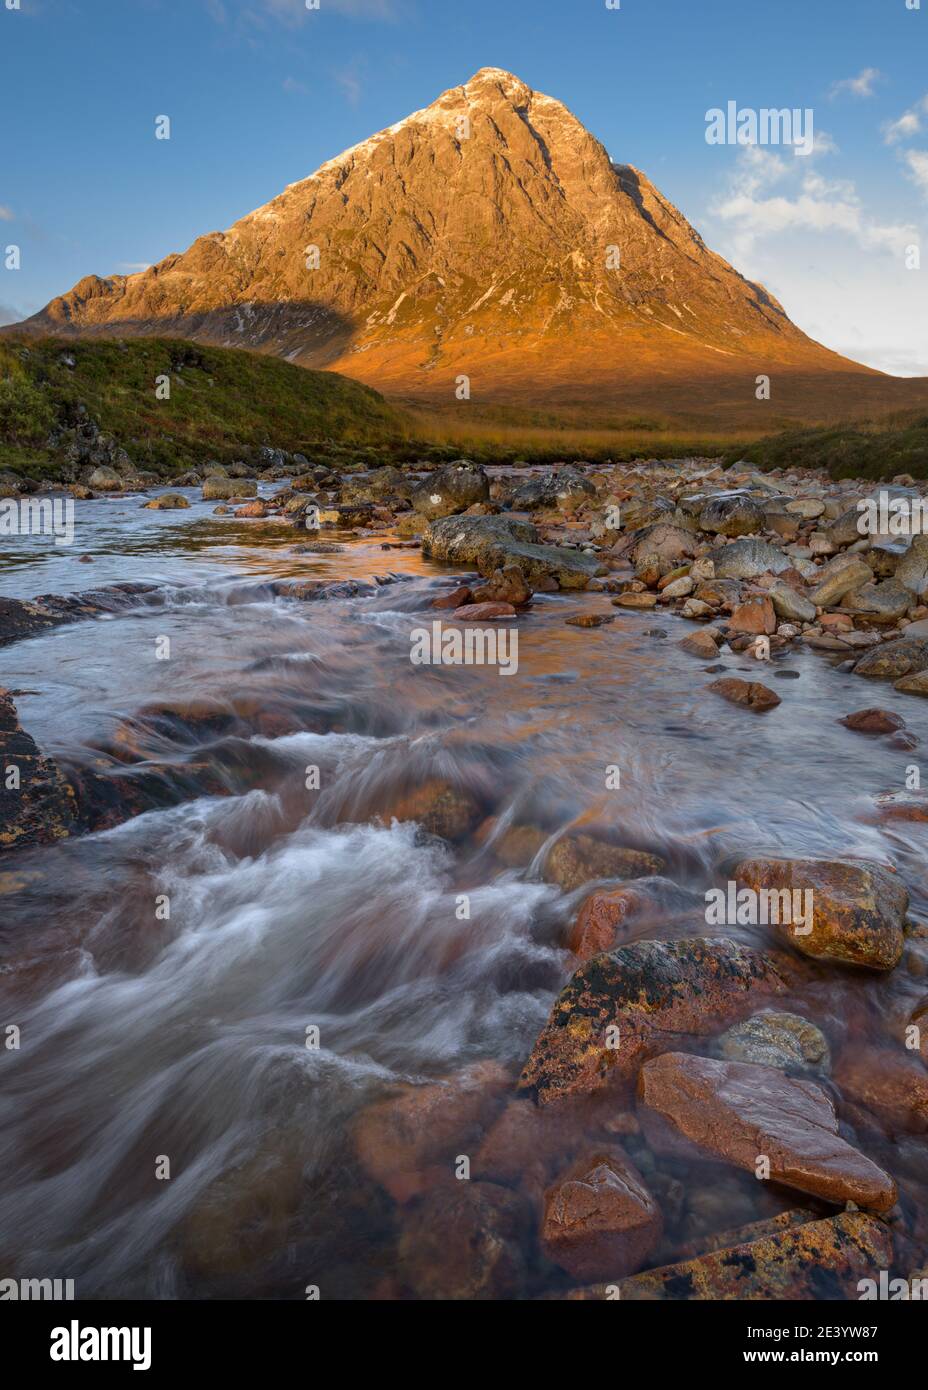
[282,75,309,94]
[116,262,152,274]
[883,94,928,144]
[904,149,928,197]
[334,65,364,106]
[830,68,882,99]
[711,146,914,260]
[0,205,13,221]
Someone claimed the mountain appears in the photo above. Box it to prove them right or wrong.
[15,68,928,425]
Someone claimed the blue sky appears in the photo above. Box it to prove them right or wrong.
[1,0,927,372]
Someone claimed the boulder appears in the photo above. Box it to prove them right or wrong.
[808,554,873,608]
[398,1182,530,1299]
[638,1052,896,1212]
[714,1010,830,1071]
[202,477,257,501]
[840,708,905,734]
[853,637,928,680]
[411,461,490,519]
[733,856,907,970]
[142,492,190,510]
[541,1148,663,1282]
[87,465,123,490]
[707,677,781,711]
[0,689,78,852]
[769,581,817,623]
[895,534,928,596]
[573,1214,893,1301]
[542,834,664,891]
[698,493,766,537]
[728,596,776,636]
[711,538,792,580]
[423,514,603,590]
[843,578,911,622]
[353,1061,510,1204]
[834,1048,928,1135]
[518,937,794,1106]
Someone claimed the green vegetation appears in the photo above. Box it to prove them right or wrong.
[0,335,406,480]
[724,414,928,481]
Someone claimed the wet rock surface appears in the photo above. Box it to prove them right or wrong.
[638,1052,897,1212]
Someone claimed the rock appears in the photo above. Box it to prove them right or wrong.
[714,1010,830,1071]
[423,514,604,590]
[680,598,714,620]
[476,820,548,868]
[834,1048,928,1135]
[843,579,911,623]
[826,505,869,548]
[565,613,614,628]
[472,564,532,606]
[542,834,664,892]
[510,475,558,510]
[518,937,794,1106]
[379,779,484,842]
[353,1061,510,1203]
[234,500,268,518]
[728,596,776,636]
[893,670,928,696]
[142,492,190,510]
[554,469,597,514]
[474,1099,583,1199]
[733,856,907,971]
[853,638,928,680]
[432,584,474,610]
[840,708,906,734]
[87,465,123,490]
[541,1148,662,1282]
[0,584,158,652]
[707,677,781,711]
[0,689,78,853]
[451,602,517,621]
[630,524,697,568]
[895,534,928,596]
[411,460,490,519]
[202,477,257,501]
[769,581,817,623]
[786,498,825,519]
[341,465,410,504]
[679,628,724,658]
[660,576,695,599]
[397,1182,529,1299]
[611,591,658,613]
[582,1213,894,1301]
[711,538,792,579]
[638,1053,896,1212]
[808,554,873,608]
[699,493,765,537]
[568,884,652,959]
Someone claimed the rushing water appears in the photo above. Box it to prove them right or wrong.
[1,484,926,1298]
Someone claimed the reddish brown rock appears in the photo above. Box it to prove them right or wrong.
[834,1047,928,1135]
[541,1148,662,1281]
[378,778,483,842]
[353,1061,510,1203]
[565,613,615,628]
[518,937,795,1107]
[397,1181,530,1300]
[733,856,907,971]
[568,885,650,959]
[679,628,723,658]
[475,818,548,867]
[451,601,517,620]
[557,1213,894,1300]
[729,596,776,636]
[234,500,267,518]
[474,1100,591,1201]
[472,564,532,607]
[637,1052,897,1213]
[542,834,664,892]
[840,708,906,735]
[707,677,781,711]
[431,584,473,610]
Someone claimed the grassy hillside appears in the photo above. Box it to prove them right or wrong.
[724,413,928,481]
[0,336,406,480]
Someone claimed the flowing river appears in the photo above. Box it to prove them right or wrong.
[1,483,926,1298]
